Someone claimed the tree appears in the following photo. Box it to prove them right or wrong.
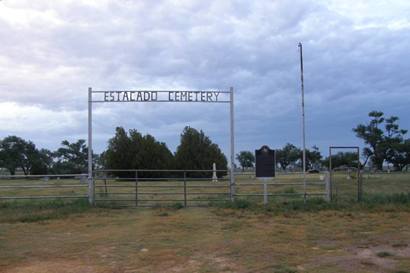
[323,152,359,169]
[353,111,385,169]
[174,127,227,177]
[30,148,54,174]
[353,111,407,170]
[103,127,174,177]
[276,143,301,171]
[102,127,134,175]
[53,139,88,174]
[0,136,47,175]
[236,151,255,171]
[386,139,410,171]
[305,146,322,170]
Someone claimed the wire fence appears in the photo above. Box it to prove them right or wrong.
[3,169,408,207]
[0,170,330,207]
[0,174,88,201]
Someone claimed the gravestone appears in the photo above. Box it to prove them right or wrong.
[212,162,218,182]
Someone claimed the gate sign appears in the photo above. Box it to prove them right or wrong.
[87,87,235,205]
[255,145,275,178]
[90,90,231,103]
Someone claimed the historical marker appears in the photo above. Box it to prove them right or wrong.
[255,145,275,178]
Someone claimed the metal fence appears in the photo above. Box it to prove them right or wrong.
[92,169,330,207]
[0,170,408,207]
[0,174,88,201]
[93,169,230,207]
[329,170,410,202]
[0,170,331,207]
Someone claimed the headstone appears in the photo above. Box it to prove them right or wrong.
[346,169,351,180]
[319,174,325,181]
[80,176,87,184]
[212,162,218,182]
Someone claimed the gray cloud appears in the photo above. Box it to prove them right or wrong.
[0,0,409,158]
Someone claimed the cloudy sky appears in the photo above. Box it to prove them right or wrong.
[1,0,410,159]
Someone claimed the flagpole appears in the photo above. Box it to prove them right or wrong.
[298,42,307,202]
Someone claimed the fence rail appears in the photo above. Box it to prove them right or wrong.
[0,170,332,206]
[0,174,88,201]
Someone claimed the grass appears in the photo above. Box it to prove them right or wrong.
[1,206,410,272]
[211,193,410,215]
[0,172,409,272]
[272,265,298,273]
[0,199,90,223]
[333,172,410,201]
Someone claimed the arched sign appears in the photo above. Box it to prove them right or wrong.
[87,87,235,204]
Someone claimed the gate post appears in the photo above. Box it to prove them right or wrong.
[263,180,268,205]
[358,170,363,202]
[183,171,187,208]
[328,147,333,201]
[325,171,331,202]
[357,148,362,202]
[88,87,94,205]
[135,171,138,207]
[104,174,107,196]
[229,87,235,201]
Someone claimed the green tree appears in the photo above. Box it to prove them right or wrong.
[236,151,255,171]
[174,127,227,177]
[305,146,322,170]
[30,148,54,174]
[276,143,301,171]
[53,139,88,174]
[102,127,134,175]
[0,136,47,175]
[353,111,407,170]
[103,127,174,177]
[386,139,410,171]
[324,152,359,169]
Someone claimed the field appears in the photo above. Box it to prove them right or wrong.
[0,172,409,273]
[1,202,410,273]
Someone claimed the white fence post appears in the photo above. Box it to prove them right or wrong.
[88,87,94,205]
[229,87,235,201]
[263,179,268,205]
[325,171,331,201]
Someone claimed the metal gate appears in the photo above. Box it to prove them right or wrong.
[93,169,231,207]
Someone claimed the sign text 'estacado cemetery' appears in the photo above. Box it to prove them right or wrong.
[95,91,230,103]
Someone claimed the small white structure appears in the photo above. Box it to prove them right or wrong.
[212,162,218,182]
[319,174,325,181]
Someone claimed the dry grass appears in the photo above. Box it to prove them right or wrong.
[0,172,409,272]
[1,206,410,273]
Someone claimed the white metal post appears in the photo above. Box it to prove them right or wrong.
[263,179,268,205]
[298,42,307,202]
[325,171,330,201]
[88,87,94,205]
[229,87,235,201]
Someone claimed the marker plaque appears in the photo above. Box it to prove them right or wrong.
[255,145,275,178]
